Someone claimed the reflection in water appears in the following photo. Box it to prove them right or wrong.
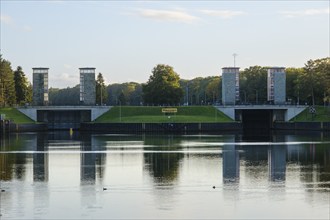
[33,133,49,182]
[80,134,96,184]
[268,145,286,182]
[268,135,286,182]
[1,132,330,219]
[222,137,239,183]
[143,135,183,184]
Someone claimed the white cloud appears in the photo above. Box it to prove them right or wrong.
[50,72,78,88]
[136,9,199,23]
[0,14,13,25]
[200,9,246,19]
[64,64,73,69]
[23,25,32,32]
[279,7,330,18]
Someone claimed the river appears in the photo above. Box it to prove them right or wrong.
[0,131,329,219]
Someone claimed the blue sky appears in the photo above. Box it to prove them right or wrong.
[1,0,329,88]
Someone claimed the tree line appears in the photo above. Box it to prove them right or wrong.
[1,54,329,107]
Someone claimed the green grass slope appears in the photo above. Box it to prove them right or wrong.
[291,106,330,122]
[94,106,233,123]
[0,108,34,124]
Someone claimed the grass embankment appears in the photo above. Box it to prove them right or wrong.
[0,108,34,124]
[291,106,330,122]
[95,106,233,123]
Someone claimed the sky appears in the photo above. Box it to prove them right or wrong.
[0,0,329,88]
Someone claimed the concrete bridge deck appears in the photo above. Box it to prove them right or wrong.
[17,106,111,122]
[216,105,307,121]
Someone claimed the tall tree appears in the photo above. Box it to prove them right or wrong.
[239,66,268,104]
[96,73,108,105]
[14,66,30,105]
[49,86,80,105]
[301,57,330,105]
[0,55,16,106]
[142,64,183,105]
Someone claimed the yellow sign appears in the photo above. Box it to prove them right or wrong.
[162,108,177,113]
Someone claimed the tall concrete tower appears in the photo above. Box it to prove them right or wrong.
[222,67,240,105]
[267,67,286,104]
[79,67,96,105]
[32,68,49,106]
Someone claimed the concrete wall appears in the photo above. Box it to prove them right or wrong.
[81,122,242,133]
[222,71,237,105]
[274,122,330,131]
[91,107,111,121]
[216,105,307,122]
[274,72,286,104]
[81,72,96,105]
[17,108,37,121]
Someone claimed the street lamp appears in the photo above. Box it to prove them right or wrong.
[254,89,258,104]
[242,90,246,104]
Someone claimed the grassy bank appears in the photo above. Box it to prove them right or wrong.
[291,106,330,122]
[94,106,233,123]
[0,108,34,124]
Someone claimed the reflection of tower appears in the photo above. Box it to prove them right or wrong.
[33,133,49,181]
[80,134,96,183]
[267,67,286,104]
[79,68,96,105]
[223,144,240,183]
[32,68,49,106]
[222,67,240,105]
[268,145,286,181]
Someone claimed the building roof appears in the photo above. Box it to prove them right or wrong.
[32,67,49,70]
[222,67,240,69]
[79,67,96,70]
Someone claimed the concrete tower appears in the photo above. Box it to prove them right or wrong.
[79,68,96,105]
[32,68,49,106]
[267,67,286,104]
[222,67,240,105]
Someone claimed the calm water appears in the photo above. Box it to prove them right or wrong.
[0,131,330,219]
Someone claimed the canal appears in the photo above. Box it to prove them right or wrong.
[0,131,329,219]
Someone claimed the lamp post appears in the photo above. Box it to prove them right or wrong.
[119,100,122,122]
[242,90,246,104]
[100,84,103,106]
[0,79,4,107]
[254,89,258,104]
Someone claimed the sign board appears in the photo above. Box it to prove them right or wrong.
[0,114,5,120]
[309,106,316,114]
[162,108,177,113]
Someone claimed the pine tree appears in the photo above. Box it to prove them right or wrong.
[96,73,108,105]
[14,66,30,105]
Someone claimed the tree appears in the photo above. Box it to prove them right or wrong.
[142,64,183,105]
[48,86,80,105]
[239,66,268,104]
[301,57,330,105]
[205,77,220,104]
[0,55,16,106]
[14,66,31,105]
[96,73,108,105]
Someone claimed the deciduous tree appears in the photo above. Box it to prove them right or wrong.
[0,55,16,106]
[143,64,183,105]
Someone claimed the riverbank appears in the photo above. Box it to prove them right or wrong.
[273,121,330,131]
[0,106,329,133]
[80,122,242,133]
[94,106,233,123]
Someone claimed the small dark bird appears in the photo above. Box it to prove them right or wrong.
[1,189,5,192]
[212,186,216,189]
[103,187,107,191]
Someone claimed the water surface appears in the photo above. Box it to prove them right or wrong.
[1,131,329,219]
